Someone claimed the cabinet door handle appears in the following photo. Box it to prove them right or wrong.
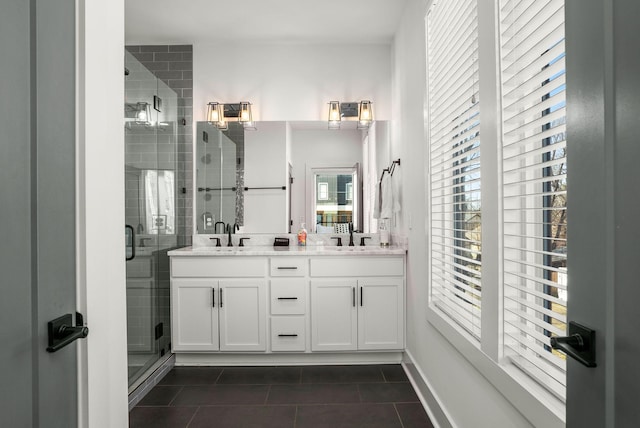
[360,287,363,307]
[277,266,298,270]
[219,288,223,308]
[278,334,298,337]
[212,288,215,307]
[277,297,298,300]
[352,287,356,307]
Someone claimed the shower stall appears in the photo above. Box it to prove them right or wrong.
[124,51,179,389]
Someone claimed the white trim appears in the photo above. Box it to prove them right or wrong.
[175,351,403,366]
[426,304,565,427]
[402,350,454,428]
[75,0,88,426]
[78,1,129,426]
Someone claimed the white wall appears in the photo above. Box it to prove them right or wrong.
[78,1,129,426]
[290,127,364,231]
[392,0,542,427]
[243,122,288,232]
[193,43,392,122]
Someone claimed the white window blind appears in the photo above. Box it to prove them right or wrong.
[499,0,567,399]
[428,0,482,339]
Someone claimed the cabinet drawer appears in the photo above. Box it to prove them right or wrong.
[270,279,306,315]
[309,257,404,277]
[271,316,306,352]
[270,257,307,277]
[172,257,266,277]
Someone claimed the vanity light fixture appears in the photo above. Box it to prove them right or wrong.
[206,101,257,130]
[328,101,341,130]
[357,100,373,129]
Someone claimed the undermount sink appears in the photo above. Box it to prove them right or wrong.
[323,246,383,252]
[191,246,248,253]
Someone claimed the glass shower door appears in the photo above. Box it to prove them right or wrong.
[124,51,177,388]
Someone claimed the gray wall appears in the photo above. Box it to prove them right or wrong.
[126,45,193,245]
[566,0,640,426]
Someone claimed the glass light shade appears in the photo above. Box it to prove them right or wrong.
[357,100,373,129]
[135,102,152,124]
[328,101,341,130]
[206,102,220,123]
[238,102,252,123]
[215,103,227,130]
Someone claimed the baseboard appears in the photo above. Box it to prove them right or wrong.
[402,350,455,428]
[174,351,403,366]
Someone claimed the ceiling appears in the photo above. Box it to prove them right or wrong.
[125,0,408,45]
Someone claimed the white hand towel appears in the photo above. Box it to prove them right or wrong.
[373,179,382,219]
[379,173,398,219]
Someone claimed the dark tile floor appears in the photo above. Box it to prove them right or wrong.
[130,364,434,428]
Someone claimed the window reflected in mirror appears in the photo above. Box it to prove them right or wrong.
[312,165,359,233]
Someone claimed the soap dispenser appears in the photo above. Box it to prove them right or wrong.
[297,222,307,246]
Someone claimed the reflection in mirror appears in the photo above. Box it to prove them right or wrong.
[126,167,176,235]
[195,121,390,234]
[196,122,244,233]
[142,170,175,234]
[311,165,360,233]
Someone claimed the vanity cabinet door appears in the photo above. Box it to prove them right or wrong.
[310,280,358,351]
[357,278,404,350]
[218,279,267,351]
[172,279,219,351]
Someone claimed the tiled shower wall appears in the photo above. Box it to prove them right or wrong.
[126,45,193,246]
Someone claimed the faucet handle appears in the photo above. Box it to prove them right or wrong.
[239,237,250,247]
[360,236,372,246]
[331,237,343,247]
[209,237,221,247]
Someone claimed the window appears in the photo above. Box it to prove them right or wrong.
[500,0,567,400]
[426,0,568,404]
[318,182,329,201]
[427,0,482,340]
[310,166,359,231]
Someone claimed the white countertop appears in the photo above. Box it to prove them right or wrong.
[168,245,406,257]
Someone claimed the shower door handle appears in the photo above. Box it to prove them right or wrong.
[125,225,135,261]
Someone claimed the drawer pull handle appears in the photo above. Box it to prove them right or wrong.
[352,287,356,307]
[212,288,215,307]
[277,297,298,300]
[277,267,298,270]
[278,334,298,337]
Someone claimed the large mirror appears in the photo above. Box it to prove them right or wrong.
[195,120,390,234]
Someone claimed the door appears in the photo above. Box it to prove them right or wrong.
[310,280,358,351]
[357,278,404,350]
[566,1,640,426]
[1,0,80,426]
[172,279,219,351]
[219,280,267,351]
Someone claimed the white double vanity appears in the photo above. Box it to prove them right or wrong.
[168,241,406,365]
